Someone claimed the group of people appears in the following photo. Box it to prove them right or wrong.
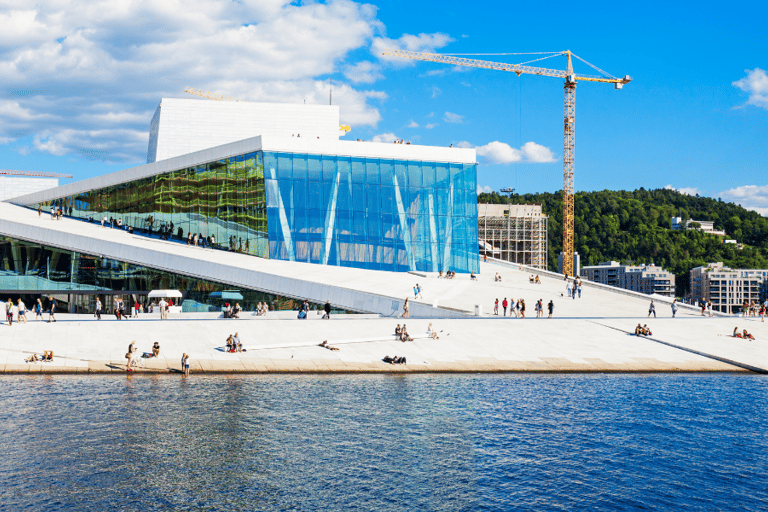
[528,275,541,284]
[412,284,423,299]
[125,340,162,370]
[45,205,64,220]
[25,351,54,363]
[493,298,527,318]
[634,323,653,336]
[565,277,583,299]
[395,324,413,342]
[223,303,242,319]
[742,300,767,320]
[226,333,243,352]
[733,327,756,340]
[438,270,456,279]
[256,302,270,316]
[5,297,56,325]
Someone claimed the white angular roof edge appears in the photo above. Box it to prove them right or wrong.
[8,135,477,206]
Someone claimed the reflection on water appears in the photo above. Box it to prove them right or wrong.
[1,374,767,511]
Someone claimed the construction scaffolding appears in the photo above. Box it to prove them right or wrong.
[478,204,548,269]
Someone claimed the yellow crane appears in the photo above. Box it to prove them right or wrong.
[183,87,352,134]
[382,50,630,277]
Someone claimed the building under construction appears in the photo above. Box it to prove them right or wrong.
[478,204,548,269]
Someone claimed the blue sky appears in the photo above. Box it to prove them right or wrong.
[1,0,766,214]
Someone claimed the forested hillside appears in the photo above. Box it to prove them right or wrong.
[477,188,768,296]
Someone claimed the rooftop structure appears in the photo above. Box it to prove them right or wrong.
[581,261,675,297]
[147,98,342,163]
[478,204,548,269]
[0,170,71,202]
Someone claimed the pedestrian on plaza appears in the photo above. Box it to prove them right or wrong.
[38,205,42,217]
[47,296,57,322]
[6,298,14,326]
[133,301,140,318]
[181,353,190,376]
[572,285,577,300]
[413,285,418,298]
[520,299,526,318]
[302,299,309,318]
[484,254,487,263]
[416,284,423,299]
[671,300,678,318]
[548,300,554,318]
[502,298,508,317]
[494,299,499,315]
[95,298,102,320]
[35,298,44,321]
[648,300,656,318]
[566,280,572,297]
[50,206,55,220]
[323,300,331,319]
[158,298,167,320]
[577,278,582,298]
[403,298,410,318]
[17,299,27,324]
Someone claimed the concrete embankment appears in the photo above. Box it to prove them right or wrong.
[2,313,766,374]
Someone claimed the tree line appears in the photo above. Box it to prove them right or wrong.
[478,188,768,296]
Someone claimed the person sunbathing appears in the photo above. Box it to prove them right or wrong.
[43,350,53,361]
[400,325,412,342]
[395,324,402,338]
[641,325,652,336]
[529,275,535,283]
[152,342,160,357]
[319,340,340,351]
[535,275,541,284]
[383,355,406,364]
[226,335,235,352]
[743,329,755,340]
[427,323,439,340]
[733,327,743,338]
[25,354,40,363]
[635,323,643,335]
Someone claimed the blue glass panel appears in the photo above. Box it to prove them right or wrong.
[464,163,477,190]
[353,211,367,241]
[380,186,394,213]
[436,162,449,188]
[394,160,408,188]
[452,186,465,216]
[365,184,380,212]
[322,155,337,181]
[352,183,366,211]
[437,187,449,216]
[336,211,352,237]
[351,157,366,183]
[277,153,292,180]
[408,162,422,189]
[365,159,380,185]
[293,154,307,180]
[293,179,308,210]
[422,161,436,188]
[450,163,464,191]
[367,212,381,240]
[307,154,321,181]
[308,181,323,210]
[381,213,396,239]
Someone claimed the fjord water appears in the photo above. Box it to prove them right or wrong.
[1,374,766,511]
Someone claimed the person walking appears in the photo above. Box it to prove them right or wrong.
[671,300,678,318]
[38,205,42,218]
[648,300,656,318]
[413,285,418,299]
[95,298,102,320]
[181,353,190,376]
[566,280,572,297]
[323,300,331,319]
[47,296,57,322]
[17,299,27,324]
[416,284,423,299]
[158,298,167,320]
[548,300,554,318]
[493,299,499,316]
[133,300,140,318]
[502,298,508,317]
[6,298,13,326]
[35,298,44,321]
[520,299,526,318]
[577,279,582,298]
[402,298,410,318]
[50,206,55,220]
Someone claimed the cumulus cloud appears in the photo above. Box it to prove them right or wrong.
[406,120,419,128]
[664,184,700,196]
[343,61,383,84]
[371,132,399,143]
[477,185,492,194]
[733,68,768,110]
[473,141,556,164]
[443,111,463,123]
[374,32,454,66]
[718,184,768,217]
[425,123,437,129]
[0,0,392,162]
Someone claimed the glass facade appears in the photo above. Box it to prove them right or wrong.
[0,236,326,314]
[263,152,478,273]
[37,153,268,257]
[31,149,479,274]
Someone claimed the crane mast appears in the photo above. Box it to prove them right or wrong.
[383,49,630,277]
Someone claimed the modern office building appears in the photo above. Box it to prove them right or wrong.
[1,99,478,313]
[478,204,548,269]
[581,261,675,297]
[0,170,71,202]
[688,262,768,313]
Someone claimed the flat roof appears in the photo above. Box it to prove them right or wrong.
[0,169,72,178]
[9,135,476,206]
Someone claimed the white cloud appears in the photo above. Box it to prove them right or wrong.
[425,123,437,129]
[0,0,390,162]
[733,68,768,110]
[371,132,398,143]
[718,184,768,217]
[406,120,419,128]
[664,184,700,196]
[373,32,454,66]
[473,141,557,164]
[443,111,463,123]
[343,61,383,84]
[477,185,492,194]
[431,86,442,98]
[455,141,473,148]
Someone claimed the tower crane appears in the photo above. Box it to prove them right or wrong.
[382,50,630,277]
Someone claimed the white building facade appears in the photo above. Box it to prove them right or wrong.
[689,262,768,313]
[0,171,65,202]
[581,261,676,297]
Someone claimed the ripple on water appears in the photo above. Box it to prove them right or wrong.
[0,374,767,511]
